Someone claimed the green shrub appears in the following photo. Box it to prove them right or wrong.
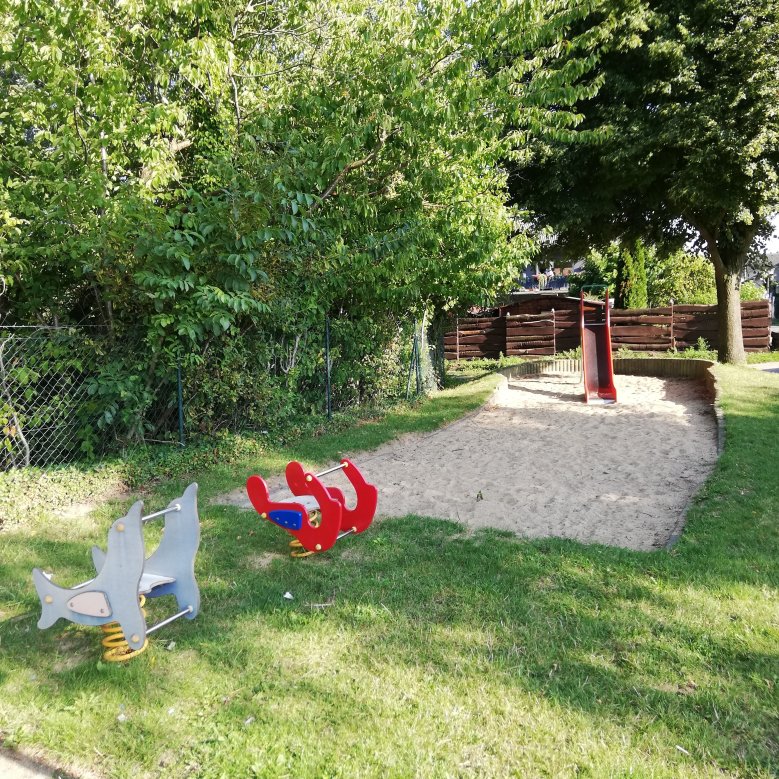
[615,240,648,308]
[647,251,717,306]
[568,248,618,297]
[669,337,718,360]
[739,280,766,302]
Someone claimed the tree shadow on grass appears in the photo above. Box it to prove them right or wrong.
[1,506,777,776]
[1,369,776,777]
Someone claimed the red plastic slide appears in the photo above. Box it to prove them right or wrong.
[579,290,617,404]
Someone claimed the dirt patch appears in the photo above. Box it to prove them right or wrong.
[49,485,132,523]
[245,551,285,570]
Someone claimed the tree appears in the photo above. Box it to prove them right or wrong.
[509,0,779,363]
[1,0,599,337]
[615,240,648,309]
[1,0,599,430]
[646,250,717,307]
[1,0,585,330]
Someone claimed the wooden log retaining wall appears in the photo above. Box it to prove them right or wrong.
[444,299,770,360]
[443,316,506,360]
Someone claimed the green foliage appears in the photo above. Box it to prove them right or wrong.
[510,0,779,362]
[180,315,415,440]
[739,281,766,302]
[647,250,717,306]
[567,245,618,297]
[615,240,648,309]
[445,354,526,382]
[572,243,733,309]
[0,0,552,335]
[618,337,718,361]
[670,338,718,361]
[1,0,599,437]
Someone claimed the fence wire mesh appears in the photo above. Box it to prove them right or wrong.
[1,331,93,468]
[0,325,174,471]
[0,316,438,474]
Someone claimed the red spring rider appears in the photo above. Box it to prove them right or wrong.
[246,459,378,557]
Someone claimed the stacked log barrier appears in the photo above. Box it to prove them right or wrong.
[505,313,555,356]
[505,309,581,356]
[444,298,770,359]
[443,315,505,360]
[610,306,674,352]
[612,300,770,352]
[735,299,771,351]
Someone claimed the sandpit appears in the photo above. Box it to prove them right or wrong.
[219,373,719,551]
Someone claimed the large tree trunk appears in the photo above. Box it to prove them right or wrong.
[710,245,746,365]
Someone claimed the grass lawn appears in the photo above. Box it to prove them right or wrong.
[0,367,777,778]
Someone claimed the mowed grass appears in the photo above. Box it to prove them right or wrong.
[0,367,777,778]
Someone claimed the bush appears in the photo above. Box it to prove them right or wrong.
[739,281,766,302]
[568,248,618,297]
[647,251,717,306]
[616,240,648,308]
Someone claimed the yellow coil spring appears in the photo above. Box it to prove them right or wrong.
[100,595,149,663]
[289,511,320,557]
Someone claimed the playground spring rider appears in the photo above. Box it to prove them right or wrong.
[32,484,201,662]
[247,459,378,557]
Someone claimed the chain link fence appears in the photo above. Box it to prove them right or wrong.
[0,324,172,470]
[0,316,439,474]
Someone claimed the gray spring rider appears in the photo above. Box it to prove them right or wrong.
[32,484,201,662]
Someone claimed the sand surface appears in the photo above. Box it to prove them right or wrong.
[219,374,719,551]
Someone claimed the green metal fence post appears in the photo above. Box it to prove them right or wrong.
[177,357,185,447]
[325,317,332,421]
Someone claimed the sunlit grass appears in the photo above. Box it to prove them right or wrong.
[1,367,777,777]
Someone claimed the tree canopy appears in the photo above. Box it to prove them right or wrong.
[1,0,595,336]
[1,0,600,437]
[509,0,779,363]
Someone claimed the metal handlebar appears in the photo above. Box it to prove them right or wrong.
[313,462,348,479]
[146,606,194,635]
[142,504,181,523]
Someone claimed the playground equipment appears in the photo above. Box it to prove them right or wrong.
[247,459,378,557]
[579,288,618,404]
[32,484,201,662]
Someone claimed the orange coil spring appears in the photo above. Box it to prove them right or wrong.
[100,595,149,662]
[288,511,320,557]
